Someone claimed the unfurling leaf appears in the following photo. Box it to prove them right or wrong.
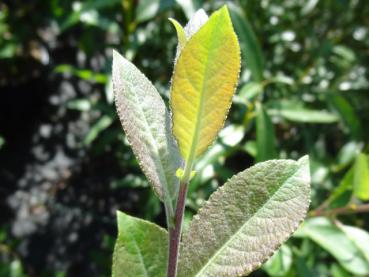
[171,6,241,163]
[171,9,208,62]
[169,18,187,51]
[112,211,168,277]
[178,156,310,277]
[112,50,182,203]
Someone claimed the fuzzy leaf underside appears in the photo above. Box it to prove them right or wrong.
[171,6,241,162]
[178,156,310,277]
[112,211,168,277]
[112,50,182,200]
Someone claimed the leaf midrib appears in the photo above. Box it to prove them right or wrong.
[130,234,149,277]
[194,164,300,276]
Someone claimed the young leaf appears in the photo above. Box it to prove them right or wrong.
[328,94,362,139]
[183,9,208,39]
[353,153,369,200]
[178,156,310,277]
[171,6,241,164]
[169,18,187,50]
[256,103,277,162]
[112,50,182,204]
[171,9,208,64]
[112,211,168,277]
[295,217,369,275]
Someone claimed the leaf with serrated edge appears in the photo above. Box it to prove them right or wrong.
[171,6,240,163]
[178,156,310,277]
[113,50,182,203]
[112,211,168,277]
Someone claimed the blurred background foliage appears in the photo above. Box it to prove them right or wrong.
[0,0,369,276]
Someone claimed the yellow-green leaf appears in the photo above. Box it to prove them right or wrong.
[171,6,240,165]
[169,18,186,50]
[353,153,369,200]
[171,9,208,65]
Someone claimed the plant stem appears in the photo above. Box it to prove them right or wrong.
[167,181,188,277]
[309,203,369,217]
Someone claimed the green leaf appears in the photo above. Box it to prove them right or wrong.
[84,115,113,146]
[336,141,360,169]
[178,156,310,277]
[326,167,353,208]
[330,264,351,277]
[233,82,263,105]
[135,0,175,23]
[0,135,4,149]
[328,94,362,139]
[269,108,338,123]
[263,245,293,277]
[219,124,245,147]
[171,6,240,165]
[353,153,369,201]
[112,50,182,206]
[112,211,168,277]
[339,224,369,262]
[295,217,369,275]
[67,99,92,111]
[243,140,257,157]
[256,103,277,162]
[228,3,264,82]
[54,64,108,84]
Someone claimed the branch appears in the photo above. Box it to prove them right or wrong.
[309,203,369,217]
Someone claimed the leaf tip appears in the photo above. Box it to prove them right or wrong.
[298,155,310,168]
[194,8,208,18]
[116,210,126,232]
[219,4,231,16]
[112,49,121,61]
[169,18,186,47]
